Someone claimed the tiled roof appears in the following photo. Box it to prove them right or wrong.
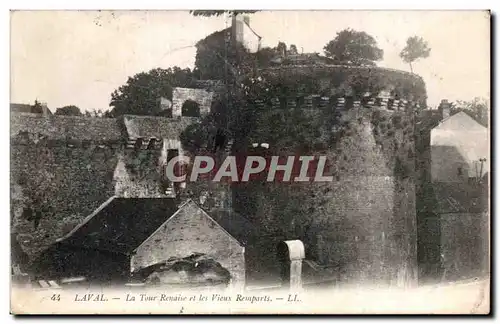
[10,112,122,142]
[122,115,198,140]
[11,113,197,142]
[11,103,53,114]
[11,103,40,114]
[57,197,180,254]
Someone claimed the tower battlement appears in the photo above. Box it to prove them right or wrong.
[253,94,419,112]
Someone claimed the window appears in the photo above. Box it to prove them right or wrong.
[181,100,201,117]
[457,167,463,176]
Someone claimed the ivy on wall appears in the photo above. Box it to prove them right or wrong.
[180,64,425,181]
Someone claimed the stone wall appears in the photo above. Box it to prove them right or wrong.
[439,212,489,282]
[232,65,421,287]
[11,142,119,257]
[131,201,246,287]
[233,106,418,286]
[114,148,166,198]
[172,87,213,117]
[10,113,198,261]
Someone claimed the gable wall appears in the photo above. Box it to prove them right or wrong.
[431,127,489,181]
[131,202,245,286]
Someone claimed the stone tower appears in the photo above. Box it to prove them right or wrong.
[232,65,427,287]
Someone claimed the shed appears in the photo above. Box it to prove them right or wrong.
[31,198,255,286]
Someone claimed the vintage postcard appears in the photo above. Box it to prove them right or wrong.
[10,10,490,315]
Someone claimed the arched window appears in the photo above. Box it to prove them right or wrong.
[181,100,201,117]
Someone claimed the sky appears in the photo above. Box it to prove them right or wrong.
[10,10,490,112]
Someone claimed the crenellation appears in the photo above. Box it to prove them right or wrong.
[393,99,400,111]
[387,98,395,110]
[271,97,280,109]
[379,97,389,110]
[304,95,313,109]
[319,96,330,109]
[253,94,418,112]
[366,97,375,109]
[336,97,346,110]
[254,99,265,109]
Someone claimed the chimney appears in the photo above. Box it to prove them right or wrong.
[231,14,244,47]
[439,99,450,120]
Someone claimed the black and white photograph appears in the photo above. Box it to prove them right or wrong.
[9,9,490,314]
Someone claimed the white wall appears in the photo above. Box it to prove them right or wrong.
[431,113,488,182]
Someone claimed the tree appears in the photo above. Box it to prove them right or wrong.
[451,97,489,127]
[55,105,82,116]
[31,100,44,114]
[84,109,113,118]
[288,44,298,55]
[399,36,431,73]
[276,42,287,56]
[323,28,384,66]
[255,47,278,68]
[109,67,197,117]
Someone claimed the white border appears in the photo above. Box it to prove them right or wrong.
[2,1,497,323]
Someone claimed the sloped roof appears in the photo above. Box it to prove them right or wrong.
[10,112,122,142]
[122,115,198,140]
[434,111,487,132]
[11,103,50,114]
[56,197,263,255]
[431,122,489,166]
[11,112,199,142]
[57,197,180,255]
[241,19,262,39]
[433,181,488,214]
[208,209,264,246]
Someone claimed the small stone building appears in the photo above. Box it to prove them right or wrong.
[31,198,250,287]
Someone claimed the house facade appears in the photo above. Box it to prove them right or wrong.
[431,111,489,183]
[231,15,261,53]
[32,198,248,287]
[416,101,489,282]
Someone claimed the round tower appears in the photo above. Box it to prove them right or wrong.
[232,65,427,287]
